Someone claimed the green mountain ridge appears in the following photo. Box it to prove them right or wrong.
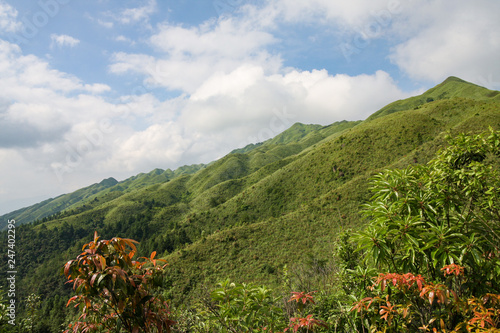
[6,76,494,229]
[0,121,356,230]
[1,76,499,331]
[366,76,500,121]
[0,164,206,229]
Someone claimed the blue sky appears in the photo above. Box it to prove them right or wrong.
[1,0,499,214]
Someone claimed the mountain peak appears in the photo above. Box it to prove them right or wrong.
[367,76,499,121]
[99,177,118,187]
[442,76,466,83]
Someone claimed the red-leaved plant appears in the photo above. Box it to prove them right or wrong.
[63,232,175,333]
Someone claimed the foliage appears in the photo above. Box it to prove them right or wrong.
[176,280,284,332]
[352,266,500,332]
[352,129,500,331]
[20,294,41,333]
[63,232,175,333]
[0,289,9,329]
[173,281,329,333]
[280,291,327,332]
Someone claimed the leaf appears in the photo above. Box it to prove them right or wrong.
[64,261,73,277]
[428,291,435,305]
[99,256,106,271]
[66,296,78,307]
[97,273,107,286]
[90,273,99,287]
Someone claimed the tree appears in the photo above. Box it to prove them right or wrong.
[352,129,500,331]
[63,232,175,333]
[20,294,41,333]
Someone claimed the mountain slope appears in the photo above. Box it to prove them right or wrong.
[1,77,499,327]
[367,76,500,121]
[161,94,500,302]
[0,164,205,229]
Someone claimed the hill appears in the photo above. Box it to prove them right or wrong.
[1,76,499,331]
[366,76,500,121]
[0,164,206,229]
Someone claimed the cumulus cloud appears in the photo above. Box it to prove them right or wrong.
[110,17,279,93]
[0,41,109,97]
[97,19,113,29]
[0,39,122,212]
[262,0,400,27]
[388,0,500,89]
[50,34,80,48]
[248,0,500,89]
[115,35,136,46]
[181,68,410,139]
[0,0,21,33]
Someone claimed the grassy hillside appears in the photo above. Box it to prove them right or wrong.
[0,164,205,229]
[161,96,500,301]
[1,77,499,331]
[366,76,500,121]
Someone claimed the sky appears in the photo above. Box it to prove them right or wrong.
[0,0,499,215]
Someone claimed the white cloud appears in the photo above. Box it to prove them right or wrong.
[183,68,411,134]
[263,0,399,27]
[256,0,500,90]
[0,0,21,33]
[97,19,114,29]
[115,35,136,46]
[109,122,191,171]
[0,40,122,212]
[0,40,109,96]
[113,0,157,25]
[50,34,80,48]
[388,0,500,89]
[110,17,279,93]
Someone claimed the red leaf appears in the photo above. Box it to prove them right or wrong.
[90,273,99,287]
[66,296,78,307]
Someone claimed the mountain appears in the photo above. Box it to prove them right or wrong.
[1,77,499,330]
[0,164,206,229]
[367,76,500,121]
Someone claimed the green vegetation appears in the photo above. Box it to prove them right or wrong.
[63,232,174,332]
[0,77,499,332]
[0,165,206,229]
[367,76,500,121]
[350,129,500,331]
